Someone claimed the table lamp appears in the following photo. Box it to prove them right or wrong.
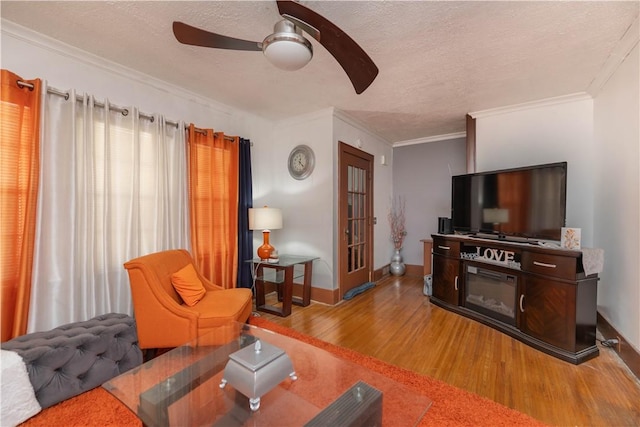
[249,206,283,261]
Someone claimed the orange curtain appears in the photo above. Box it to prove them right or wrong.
[187,125,239,289]
[1,70,41,340]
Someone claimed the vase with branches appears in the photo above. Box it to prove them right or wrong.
[388,196,407,250]
[388,196,407,276]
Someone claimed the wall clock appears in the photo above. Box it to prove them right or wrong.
[288,145,315,180]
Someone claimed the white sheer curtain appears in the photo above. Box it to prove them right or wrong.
[28,83,190,332]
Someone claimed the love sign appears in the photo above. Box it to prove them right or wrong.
[475,247,515,263]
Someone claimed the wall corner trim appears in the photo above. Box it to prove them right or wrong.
[333,109,392,147]
[587,14,640,97]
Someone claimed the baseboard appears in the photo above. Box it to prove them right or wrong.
[373,266,388,281]
[310,286,339,305]
[374,264,422,279]
[404,264,423,277]
[597,312,640,380]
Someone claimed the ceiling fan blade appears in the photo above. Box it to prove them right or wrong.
[276,0,378,94]
[173,22,262,51]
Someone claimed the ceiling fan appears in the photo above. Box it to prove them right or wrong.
[172,0,379,94]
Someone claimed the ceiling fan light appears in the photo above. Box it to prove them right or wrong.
[262,20,313,71]
[263,39,312,71]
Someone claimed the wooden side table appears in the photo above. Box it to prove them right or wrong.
[250,255,318,317]
[421,238,433,276]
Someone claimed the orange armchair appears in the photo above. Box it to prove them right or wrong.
[124,249,253,349]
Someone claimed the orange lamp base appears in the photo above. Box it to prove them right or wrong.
[257,230,275,260]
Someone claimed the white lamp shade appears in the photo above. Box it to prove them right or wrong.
[263,39,312,71]
[249,207,283,231]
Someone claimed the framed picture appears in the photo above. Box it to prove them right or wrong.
[561,227,581,250]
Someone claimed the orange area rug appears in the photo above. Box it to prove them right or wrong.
[249,317,546,427]
[20,386,141,427]
[21,317,546,426]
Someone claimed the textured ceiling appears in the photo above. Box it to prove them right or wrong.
[2,1,638,143]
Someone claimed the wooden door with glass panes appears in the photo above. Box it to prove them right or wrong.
[338,142,373,298]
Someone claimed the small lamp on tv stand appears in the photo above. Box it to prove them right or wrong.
[483,208,510,238]
[248,206,283,262]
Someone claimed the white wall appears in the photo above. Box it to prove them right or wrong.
[593,43,640,352]
[251,109,335,290]
[249,110,394,291]
[392,138,467,266]
[474,96,595,247]
[249,110,394,292]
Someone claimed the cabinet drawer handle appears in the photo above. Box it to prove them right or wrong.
[519,294,525,312]
[533,261,557,269]
[454,275,459,291]
[438,245,451,251]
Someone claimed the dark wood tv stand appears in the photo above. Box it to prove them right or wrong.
[430,234,599,364]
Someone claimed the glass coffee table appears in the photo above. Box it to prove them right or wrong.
[103,322,431,426]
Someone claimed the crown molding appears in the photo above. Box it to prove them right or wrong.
[1,19,238,117]
[469,92,592,119]
[587,14,640,96]
[393,131,467,147]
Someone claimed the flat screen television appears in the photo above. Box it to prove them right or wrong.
[451,162,567,242]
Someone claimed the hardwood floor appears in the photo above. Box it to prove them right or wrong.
[256,275,640,426]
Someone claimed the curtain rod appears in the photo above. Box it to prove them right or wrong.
[16,80,238,142]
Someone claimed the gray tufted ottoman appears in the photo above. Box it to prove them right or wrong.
[1,313,142,409]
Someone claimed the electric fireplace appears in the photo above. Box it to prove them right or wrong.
[464,264,517,326]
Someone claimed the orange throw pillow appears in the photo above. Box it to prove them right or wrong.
[171,264,206,306]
